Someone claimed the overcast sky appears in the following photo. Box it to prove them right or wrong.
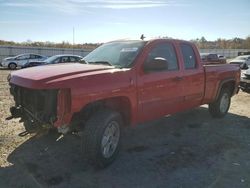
[0,0,249,43]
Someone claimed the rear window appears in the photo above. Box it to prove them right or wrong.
[180,44,197,69]
[36,55,42,58]
[207,54,218,60]
[61,56,70,63]
[69,56,78,62]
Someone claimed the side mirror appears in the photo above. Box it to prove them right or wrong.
[240,63,249,70]
[144,57,168,72]
[79,59,88,64]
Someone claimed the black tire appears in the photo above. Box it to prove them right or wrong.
[82,109,123,168]
[8,63,17,70]
[209,88,231,118]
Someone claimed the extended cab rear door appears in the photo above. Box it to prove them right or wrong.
[137,41,184,122]
[178,42,205,108]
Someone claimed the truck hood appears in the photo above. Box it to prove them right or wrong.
[10,63,116,89]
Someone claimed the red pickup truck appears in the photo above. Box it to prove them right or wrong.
[8,39,240,167]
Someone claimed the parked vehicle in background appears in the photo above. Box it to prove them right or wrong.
[22,54,83,68]
[0,53,47,70]
[229,55,250,68]
[200,53,226,64]
[8,39,240,168]
[240,64,250,93]
[238,51,250,56]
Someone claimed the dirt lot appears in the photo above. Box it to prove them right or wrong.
[0,68,250,188]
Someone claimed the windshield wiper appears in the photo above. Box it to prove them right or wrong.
[88,61,113,66]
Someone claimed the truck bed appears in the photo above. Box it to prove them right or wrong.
[203,63,240,104]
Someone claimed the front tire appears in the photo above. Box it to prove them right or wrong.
[209,88,231,118]
[82,109,123,168]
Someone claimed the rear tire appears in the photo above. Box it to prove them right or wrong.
[8,63,17,70]
[209,88,231,118]
[82,109,123,168]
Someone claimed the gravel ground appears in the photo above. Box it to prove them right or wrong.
[0,68,250,188]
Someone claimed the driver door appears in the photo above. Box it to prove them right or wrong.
[137,42,183,122]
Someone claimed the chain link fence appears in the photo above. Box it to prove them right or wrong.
[1,45,249,62]
[0,45,92,62]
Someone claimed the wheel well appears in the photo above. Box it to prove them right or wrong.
[220,80,236,97]
[71,97,132,128]
[9,62,17,66]
[8,62,17,68]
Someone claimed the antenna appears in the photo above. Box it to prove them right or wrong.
[73,27,75,54]
[140,34,145,40]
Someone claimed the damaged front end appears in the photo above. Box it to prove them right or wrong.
[9,84,58,132]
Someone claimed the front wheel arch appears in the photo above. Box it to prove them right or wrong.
[70,96,132,130]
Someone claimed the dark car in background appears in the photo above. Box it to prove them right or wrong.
[200,53,227,64]
[22,54,83,68]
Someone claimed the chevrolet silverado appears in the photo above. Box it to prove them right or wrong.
[8,39,240,167]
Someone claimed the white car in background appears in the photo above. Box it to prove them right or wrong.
[229,55,250,68]
[0,53,47,70]
[240,64,250,93]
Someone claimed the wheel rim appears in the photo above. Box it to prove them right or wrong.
[101,121,120,159]
[10,64,16,69]
[220,93,230,113]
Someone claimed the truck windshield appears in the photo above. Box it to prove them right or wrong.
[83,41,146,68]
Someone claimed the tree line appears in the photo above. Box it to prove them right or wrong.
[191,36,250,49]
[0,40,100,50]
[0,36,250,49]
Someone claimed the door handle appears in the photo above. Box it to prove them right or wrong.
[173,76,183,81]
